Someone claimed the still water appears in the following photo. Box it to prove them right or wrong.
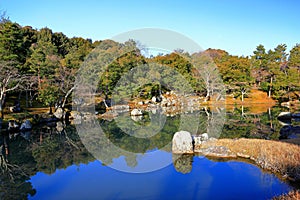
[29,155,290,200]
[1,106,298,199]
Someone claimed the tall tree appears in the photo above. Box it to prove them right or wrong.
[27,27,60,89]
[218,54,253,101]
[251,44,268,86]
[0,20,25,64]
[265,44,288,98]
[287,44,300,99]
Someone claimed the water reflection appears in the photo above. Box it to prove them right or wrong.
[28,156,291,200]
[172,154,193,174]
[0,106,298,199]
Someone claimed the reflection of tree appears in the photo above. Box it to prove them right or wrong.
[115,112,163,138]
[172,154,193,174]
[192,108,226,139]
[0,123,95,199]
[0,137,36,200]
[206,108,226,139]
[101,114,178,153]
[77,114,179,167]
[220,106,282,139]
[0,167,36,200]
[31,125,94,174]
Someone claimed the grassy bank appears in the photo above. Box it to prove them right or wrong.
[195,138,300,182]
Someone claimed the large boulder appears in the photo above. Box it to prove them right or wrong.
[172,131,193,154]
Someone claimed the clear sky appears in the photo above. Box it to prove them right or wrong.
[0,0,299,56]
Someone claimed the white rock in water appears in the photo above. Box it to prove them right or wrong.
[151,96,157,103]
[193,136,201,146]
[193,133,209,146]
[130,109,143,116]
[201,133,209,141]
[278,112,292,120]
[172,131,193,154]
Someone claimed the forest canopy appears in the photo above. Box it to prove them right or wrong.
[0,16,299,116]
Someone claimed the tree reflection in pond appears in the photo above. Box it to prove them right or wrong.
[0,106,294,199]
[0,124,94,200]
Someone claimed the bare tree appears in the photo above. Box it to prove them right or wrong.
[191,52,225,102]
[55,65,76,109]
[0,61,23,118]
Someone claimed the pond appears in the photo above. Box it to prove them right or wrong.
[28,155,291,200]
[0,105,299,200]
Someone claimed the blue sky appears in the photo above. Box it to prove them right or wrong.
[0,0,299,56]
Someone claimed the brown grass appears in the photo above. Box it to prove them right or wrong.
[225,89,276,106]
[273,190,300,200]
[198,138,300,181]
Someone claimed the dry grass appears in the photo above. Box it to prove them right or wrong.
[198,138,300,181]
[273,190,300,200]
[225,89,276,106]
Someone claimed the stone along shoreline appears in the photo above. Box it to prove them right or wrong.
[172,131,300,183]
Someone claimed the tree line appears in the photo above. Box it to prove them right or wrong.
[0,16,299,118]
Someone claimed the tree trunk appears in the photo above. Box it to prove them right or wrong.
[0,91,6,119]
[18,91,22,101]
[205,88,210,102]
[49,104,53,114]
[29,90,34,107]
[62,86,75,109]
[38,66,41,90]
[25,90,29,108]
[103,99,108,108]
[268,107,273,129]
[204,106,210,117]
[241,105,245,117]
[0,103,3,119]
[268,76,273,98]
[241,89,247,102]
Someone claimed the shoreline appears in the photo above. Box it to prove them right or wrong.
[194,138,300,183]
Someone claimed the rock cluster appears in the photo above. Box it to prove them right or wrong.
[172,131,212,154]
